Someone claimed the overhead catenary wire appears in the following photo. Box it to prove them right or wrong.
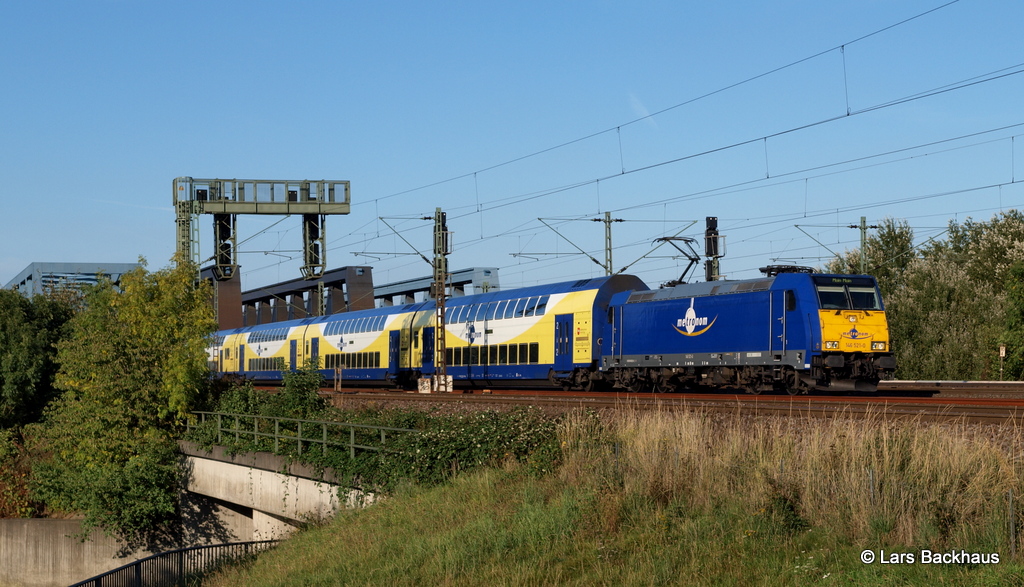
[239,0,1020,288]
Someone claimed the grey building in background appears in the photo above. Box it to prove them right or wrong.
[4,262,142,296]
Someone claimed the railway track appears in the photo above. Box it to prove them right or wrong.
[317,384,1024,425]
[879,379,1024,398]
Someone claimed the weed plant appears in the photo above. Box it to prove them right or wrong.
[186,373,560,492]
[201,404,1024,585]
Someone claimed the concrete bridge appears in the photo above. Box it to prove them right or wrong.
[178,440,373,541]
[0,443,366,587]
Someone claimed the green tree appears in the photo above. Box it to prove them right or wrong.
[0,290,75,429]
[30,258,216,540]
[932,210,1024,291]
[1000,261,1024,380]
[886,257,1005,380]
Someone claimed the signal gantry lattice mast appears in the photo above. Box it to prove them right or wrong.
[173,177,351,280]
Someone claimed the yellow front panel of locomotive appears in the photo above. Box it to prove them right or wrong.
[818,309,891,353]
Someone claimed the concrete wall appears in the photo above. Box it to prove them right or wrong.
[0,445,371,587]
[0,519,155,587]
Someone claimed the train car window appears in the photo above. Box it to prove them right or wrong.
[489,345,498,365]
[469,347,480,364]
[504,299,518,319]
[499,345,509,365]
[494,300,508,320]
[529,343,539,364]
[849,287,881,310]
[513,298,528,318]
[535,295,549,316]
[786,290,796,312]
[485,302,498,321]
[506,344,516,364]
[816,286,849,310]
[524,297,538,317]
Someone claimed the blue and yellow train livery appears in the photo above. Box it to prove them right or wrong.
[600,270,895,393]
[208,269,894,394]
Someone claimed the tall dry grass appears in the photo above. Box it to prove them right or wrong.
[558,405,1024,547]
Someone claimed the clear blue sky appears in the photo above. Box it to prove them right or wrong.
[3,0,1022,293]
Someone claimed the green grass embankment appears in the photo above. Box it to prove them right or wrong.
[203,407,1024,586]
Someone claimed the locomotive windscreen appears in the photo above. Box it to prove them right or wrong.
[812,276,882,310]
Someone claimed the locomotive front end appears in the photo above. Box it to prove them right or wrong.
[812,275,897,389]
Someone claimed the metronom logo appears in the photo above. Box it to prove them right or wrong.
[672,298,717,337]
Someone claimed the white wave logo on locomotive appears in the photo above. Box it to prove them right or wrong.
[672,298,718,337]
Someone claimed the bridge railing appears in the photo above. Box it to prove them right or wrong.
[69,540,278,587]
[187,411,417,459]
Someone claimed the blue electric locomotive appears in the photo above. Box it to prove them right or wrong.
[595,270,895,394]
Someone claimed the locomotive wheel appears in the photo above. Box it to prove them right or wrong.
[747,385,763,395]
[654,378,676,393]
[627,373,648,393]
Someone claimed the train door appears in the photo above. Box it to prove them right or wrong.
[421,327,435,374]
[555,314,574,371]
[388,330,401,377]
[239,345,245,373]
[771,291,786,359]
[290,340,298,371]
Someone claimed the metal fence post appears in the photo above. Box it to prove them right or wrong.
[178,549,185,587]
[323,423,328,456]
[275,419,280,453]
[350,426,356,460]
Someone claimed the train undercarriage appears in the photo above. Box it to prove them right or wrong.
[551,351,896,395]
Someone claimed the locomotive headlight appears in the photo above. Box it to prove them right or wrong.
[871,342,886,351]
[825,341,839,349]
